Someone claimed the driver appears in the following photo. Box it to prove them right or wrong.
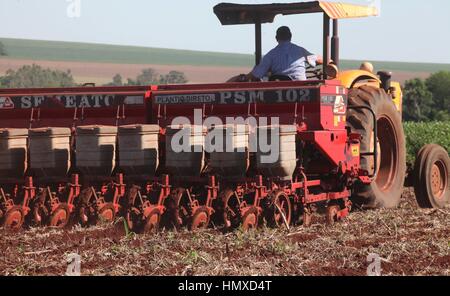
[243,26,323,81]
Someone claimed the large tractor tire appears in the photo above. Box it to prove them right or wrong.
[347,85,406,208]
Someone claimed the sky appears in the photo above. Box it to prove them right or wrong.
[0,0,449,64]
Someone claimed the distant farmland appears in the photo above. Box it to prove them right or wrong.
[1,38,450,84]
[0,38,253,67]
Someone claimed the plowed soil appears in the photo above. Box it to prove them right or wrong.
[0,188,448,276]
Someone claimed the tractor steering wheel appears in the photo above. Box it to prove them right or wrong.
[227,74,261,83]
[306,64,323,80]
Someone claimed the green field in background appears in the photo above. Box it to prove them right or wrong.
[2,38,450,73]
[0,38,252,67]
[404,121,450,164]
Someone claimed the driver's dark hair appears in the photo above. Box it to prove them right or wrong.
[276,26,292,41]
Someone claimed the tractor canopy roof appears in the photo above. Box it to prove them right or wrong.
[214,1,378,25]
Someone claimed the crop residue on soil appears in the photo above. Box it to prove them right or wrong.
[0,188,448,276]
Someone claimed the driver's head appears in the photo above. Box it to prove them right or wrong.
[276,26,292,43]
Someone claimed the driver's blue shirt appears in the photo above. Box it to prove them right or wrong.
[252,41,318,81]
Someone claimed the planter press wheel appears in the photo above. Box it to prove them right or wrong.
[143,208,161,234]
[220,189,241,230]
[189,207,210,231]
[326,205,341,226]
[49,203,70,228]
[97,203,116,224]
[268,191,292,228]
[125,210,133,231]
[242,206,259,231]
[302,209,312,228]
[413,144,450,208]
[78,188,94,226]
[78,205,91,226]
[3,206,25,230]
[124,185,141,231]
[125,207,140,231]
[164,188,189,229]
[32,203,48,226]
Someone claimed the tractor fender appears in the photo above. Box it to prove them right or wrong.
[336,70,381,89]
[336,70,402,113]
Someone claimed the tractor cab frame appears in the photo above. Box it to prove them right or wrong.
[214,1,379,78]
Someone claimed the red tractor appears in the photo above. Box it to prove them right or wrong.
[0,2,448,232]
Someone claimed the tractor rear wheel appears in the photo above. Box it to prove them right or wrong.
[413,144,450,208]
[347,85,406,208]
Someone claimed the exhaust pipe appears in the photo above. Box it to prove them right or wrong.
[377,71,392,92]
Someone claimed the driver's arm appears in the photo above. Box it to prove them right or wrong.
[316,55,323,65]
[248,52,273,81]
[306,53,323,67]
[245,72,260,82]
[310,55,333,66]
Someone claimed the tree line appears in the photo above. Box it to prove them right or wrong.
[403,71,450,122]
[0,41,7,56]
[0,64,188,88]
[103,69,187,86]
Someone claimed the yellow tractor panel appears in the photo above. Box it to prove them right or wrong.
[390,81,403,113]
[336,70,403,113]
[336,70,380,89]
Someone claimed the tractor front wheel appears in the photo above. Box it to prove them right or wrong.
[413,144,450,208]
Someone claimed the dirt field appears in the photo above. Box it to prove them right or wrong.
[0,188,448,276]
[0,58,431,86]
